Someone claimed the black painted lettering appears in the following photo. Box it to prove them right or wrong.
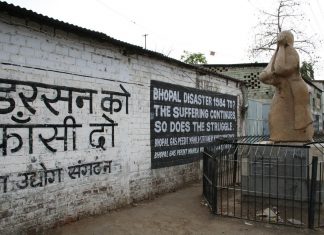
[0,175,8,193]
[151,80,237,168]
[101,84,130,114]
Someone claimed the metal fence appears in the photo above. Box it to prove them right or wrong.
[203,137,324,229]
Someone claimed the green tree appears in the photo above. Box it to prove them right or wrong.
[180,51,207,64]
[300,61,314,80]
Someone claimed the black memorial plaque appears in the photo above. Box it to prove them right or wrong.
[150,80,237,168]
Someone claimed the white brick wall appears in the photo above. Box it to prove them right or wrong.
[0,13,243,234]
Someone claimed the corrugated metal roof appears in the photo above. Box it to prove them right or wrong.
[0,1,242,84]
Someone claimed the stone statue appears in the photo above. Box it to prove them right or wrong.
[259,30,314,142]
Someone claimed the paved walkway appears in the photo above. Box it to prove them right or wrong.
[48,182,322,235]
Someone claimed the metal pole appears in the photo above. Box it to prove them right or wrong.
[212,156,218,214]
[233,143,238,185]
[143,34,148,49]
[308,156,318,229]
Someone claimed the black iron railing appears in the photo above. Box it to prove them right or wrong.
[203,137,324,229]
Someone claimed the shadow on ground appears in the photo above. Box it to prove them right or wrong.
[48,182,322,235]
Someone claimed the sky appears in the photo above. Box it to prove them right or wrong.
[3,0,324,79]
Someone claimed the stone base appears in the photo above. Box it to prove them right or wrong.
[241,143,323,203]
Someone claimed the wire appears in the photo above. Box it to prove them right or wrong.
[95,0,137,25]
[93,0,206,60]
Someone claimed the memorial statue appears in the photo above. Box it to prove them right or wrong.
[259,30,314,142]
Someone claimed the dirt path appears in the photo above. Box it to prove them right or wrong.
[47,182,322,235]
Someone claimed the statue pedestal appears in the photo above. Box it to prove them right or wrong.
[241,143,323,203]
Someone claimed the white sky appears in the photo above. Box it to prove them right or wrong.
[3,0,324,79]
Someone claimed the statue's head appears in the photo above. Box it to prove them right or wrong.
[277,30,294,46]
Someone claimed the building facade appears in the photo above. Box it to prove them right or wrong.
[202,63,324,134]
[0,2,244,234]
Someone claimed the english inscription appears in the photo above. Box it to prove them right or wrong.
[150,80,237,168]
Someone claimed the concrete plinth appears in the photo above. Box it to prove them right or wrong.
[241,143,323,203]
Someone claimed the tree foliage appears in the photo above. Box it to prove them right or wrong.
[180,51,207,64]
[250,0,318,63]
[300,61,314,80]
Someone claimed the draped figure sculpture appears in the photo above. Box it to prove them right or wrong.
[259,30,314,142]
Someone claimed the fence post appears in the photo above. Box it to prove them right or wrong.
[212,156,218,214]
[202,149,206,199]
[308,156,318,229]
[233,143,238,185]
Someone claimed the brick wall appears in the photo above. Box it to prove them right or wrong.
[0,12,243,234]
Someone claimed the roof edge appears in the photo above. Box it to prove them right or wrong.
[201,63,268,68]
[0,1,243,84]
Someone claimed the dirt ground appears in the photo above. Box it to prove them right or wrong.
[47,182,323,235]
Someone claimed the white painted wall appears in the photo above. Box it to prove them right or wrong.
[0,12,243,234]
